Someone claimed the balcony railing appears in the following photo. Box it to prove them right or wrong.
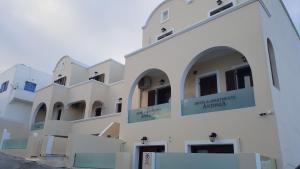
[31,122,45,131]
[1,138,28,150]
[74,153,116,169]
[128,103,171,123]
[182,88,255,116]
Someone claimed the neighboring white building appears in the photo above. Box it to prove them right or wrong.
[0,64,51,124]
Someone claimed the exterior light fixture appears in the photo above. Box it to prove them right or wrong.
[118,98,122,102]
[141,136,148,144]
[94,71,98,74]
[217,0,223,5]
[209,132,218,142]
[58,74,62,77]
[242,56,248,63]
[160,79,165,85]
[193,70,198,75]
[161,27,167,33]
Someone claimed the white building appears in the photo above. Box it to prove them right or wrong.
[0,64,51,125]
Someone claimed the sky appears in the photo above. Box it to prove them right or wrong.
[0,0,299,74]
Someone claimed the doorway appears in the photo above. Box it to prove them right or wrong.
[133,142,167,169]
[138,146,165,169]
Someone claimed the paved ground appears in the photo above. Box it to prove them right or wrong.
[0,152,60,169]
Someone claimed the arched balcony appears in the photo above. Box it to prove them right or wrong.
[91,101,103,117]
[52,102,64,120]
[181,47,256,116]
[31,103,47,130]
[128,69,171,123]
[63,101,86,121]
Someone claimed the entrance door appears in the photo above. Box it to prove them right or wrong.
[138,145,165,169]
[190,144,234,154]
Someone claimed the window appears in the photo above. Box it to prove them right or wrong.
[198,74,218,96]
[226,65,253,91]
[0,81,9,93]
[116,103,122,113]
[190,144,234,154]
[89,73,105,83]
[24,81,37,92]
[157,30,174,41]
[95,107,102,117]
[267,39,280,89]
[209,2,233,16]
[147,86,171,106]
[161,9,169,23]
[54,77,66,86]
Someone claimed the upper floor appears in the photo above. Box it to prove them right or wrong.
[0,64,51,105]
[53,56,124,87]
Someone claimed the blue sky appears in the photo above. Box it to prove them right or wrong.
[0,0,299,74]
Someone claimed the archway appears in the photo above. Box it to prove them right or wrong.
[64,101,86,121]
[128,69,172,123]
[52,102,64,120]
[91,101,103,117]
[180,46,255,116]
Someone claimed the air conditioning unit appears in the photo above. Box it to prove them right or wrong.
[138,76,152,90]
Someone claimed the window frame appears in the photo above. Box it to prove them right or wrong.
[24,81,37,92]
[160,8,170,23]
[0,81,9,93]
[115,99,122,113]
[146,84,171,107]
[195,71,221,97]
[225,63,253,91]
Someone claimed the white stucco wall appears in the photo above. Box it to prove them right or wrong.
[260,0,300,168]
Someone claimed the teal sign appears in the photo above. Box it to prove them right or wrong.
[31,122,45,131]
[128,103,171,123]
[73,153,116,169]
[182,88,255,116]
[2,138,28,150]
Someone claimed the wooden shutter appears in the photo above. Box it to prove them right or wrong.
[148,90,156,106]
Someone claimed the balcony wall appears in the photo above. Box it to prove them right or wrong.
[71,114,121,135]
[44,120,72,137]
[65,133,125,168]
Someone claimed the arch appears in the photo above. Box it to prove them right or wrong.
[142,0,172,29]
[91,101,104,117]
[128,68,172,111]
[180,46,254,100]
[33,102,47,123]
[63,100,86,121]
[52,102,64,120]
[267,38,280,89]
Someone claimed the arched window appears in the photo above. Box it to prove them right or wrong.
[267,39,280,89]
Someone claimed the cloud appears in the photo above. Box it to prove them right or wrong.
[0,0,162,73]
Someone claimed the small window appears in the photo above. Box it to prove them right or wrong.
[161,9,169,23]
[116,103,122,113]
[24,81,37,92]
[0,81,9,93]
[267,39,280,89]
[226,65,253,91]
[54,77,66,86]
[157,30,174,41]
[198,74,218,96]
[89,73,105,83]
[210,2,233,16]
[95,107,102,117]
